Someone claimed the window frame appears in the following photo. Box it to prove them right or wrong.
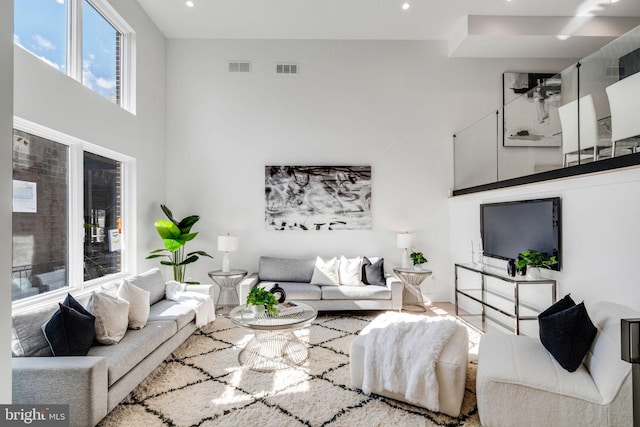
[12,117,136,312]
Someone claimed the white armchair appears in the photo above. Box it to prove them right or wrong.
[477,301,638,427]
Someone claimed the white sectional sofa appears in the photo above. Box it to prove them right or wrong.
[238,256,403,311]
[476,301,638,427]
[11,269,214,427]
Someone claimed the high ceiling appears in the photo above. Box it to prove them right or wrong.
[135,0,640,57]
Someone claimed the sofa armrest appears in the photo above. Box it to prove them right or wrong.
[13,356,108,427]
[237,273,259,306]
[386,274,404,311]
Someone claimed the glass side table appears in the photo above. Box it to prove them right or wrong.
[208,269,248,314]
[393,267,433,312]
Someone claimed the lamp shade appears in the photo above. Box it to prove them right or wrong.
[397,233,416,249]
[217,235,239,252]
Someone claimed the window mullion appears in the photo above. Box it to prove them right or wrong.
[68,0,82,82]
[69,144,85,290]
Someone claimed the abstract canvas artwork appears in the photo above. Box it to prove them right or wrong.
[503,72,562,147]
[265,166,372,231]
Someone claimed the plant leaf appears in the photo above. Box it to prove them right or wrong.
[178,215,200,234]
[154,220,181,239]
[187,250,213,258]
[182,232,198,242]
[146,254,170,259]
[160,260,177,266]
[161,205,179,225]
[163,237,186,252]
[178,255,199,265]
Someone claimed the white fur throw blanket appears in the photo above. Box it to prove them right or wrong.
[362,312,458,411]
[165,281,216,327]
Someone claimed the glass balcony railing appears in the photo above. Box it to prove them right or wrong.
[453,25,640,193]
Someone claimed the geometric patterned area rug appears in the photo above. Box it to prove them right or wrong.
[99,312,482,427]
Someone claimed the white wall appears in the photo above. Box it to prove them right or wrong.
[165,38,572,302]
[12,0,167,275]
[449,166,640,309]
[1,0,14,404]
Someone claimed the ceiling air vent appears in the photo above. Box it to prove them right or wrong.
[228,61,251,73]
[276,63,298,75]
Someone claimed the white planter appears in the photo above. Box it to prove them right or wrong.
[526,267,541,279]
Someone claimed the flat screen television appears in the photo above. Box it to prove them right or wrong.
[480,197,561,270]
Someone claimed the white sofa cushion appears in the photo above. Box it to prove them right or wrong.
[88,320,177,386]
[310,256,340,286]
[148,299,197,330]
[322,285,391,300]
[258,281,322,300]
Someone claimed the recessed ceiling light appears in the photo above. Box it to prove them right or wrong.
[610,0,619,3]
[185,0,194,7]
[401,2,411,10]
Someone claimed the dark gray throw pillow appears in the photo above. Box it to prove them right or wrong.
[538,295,597,372]
[42,294,96,356]
[362,257,386,286]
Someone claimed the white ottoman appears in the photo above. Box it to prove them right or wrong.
[350,318,469,417]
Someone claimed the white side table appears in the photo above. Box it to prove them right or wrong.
[393,267,432,312]
[208,269,248,314]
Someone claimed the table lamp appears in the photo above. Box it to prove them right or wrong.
[397,232,416,269]
[218,234,239,273]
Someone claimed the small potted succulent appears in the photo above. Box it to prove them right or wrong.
[516,249,558,278]
[410,251,428,270]
[246,287,279,316]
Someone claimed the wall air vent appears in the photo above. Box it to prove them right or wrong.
[605,66,619,78]
[228,61,251,72]
[276,63,298,74]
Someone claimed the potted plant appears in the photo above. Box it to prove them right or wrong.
[516,249,558,278]
[410,251,428,270]
[146,205,212,283]
[246,287,279,316]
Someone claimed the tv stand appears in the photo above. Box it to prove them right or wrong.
[455,263,557,335]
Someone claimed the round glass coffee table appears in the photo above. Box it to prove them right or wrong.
[229,302,317,371]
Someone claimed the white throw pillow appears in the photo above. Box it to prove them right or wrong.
[310,256,340,286]
[100,282,120,297]
[118,280,150,329]
[339,256,363,286]
[87,291,130,345]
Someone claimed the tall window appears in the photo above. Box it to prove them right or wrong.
[84,152,122,280]
[12,120,134,304]
[13,0,134,110]
[12,130,70,301]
